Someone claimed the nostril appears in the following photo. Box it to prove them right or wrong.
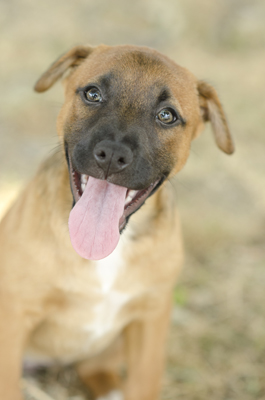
[96,150,106,160]
[117,157,126,166]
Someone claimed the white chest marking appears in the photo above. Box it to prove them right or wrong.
[95,235,125,293]
[97,390,124,400]
[84,233,131,339]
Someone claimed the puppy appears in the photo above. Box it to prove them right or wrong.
[0,44,234,400]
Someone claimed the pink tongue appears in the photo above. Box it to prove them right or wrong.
[68,177,127,260]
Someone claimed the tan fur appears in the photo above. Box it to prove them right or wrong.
[0,44,234,400]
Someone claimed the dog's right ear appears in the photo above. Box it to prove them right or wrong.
[34,45,94,93]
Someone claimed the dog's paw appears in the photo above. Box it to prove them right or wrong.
[97,390,124,400]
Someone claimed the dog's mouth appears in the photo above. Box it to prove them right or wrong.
[67,154,163,261]
[70,168,160,230]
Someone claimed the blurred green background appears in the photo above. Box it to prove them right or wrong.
[1,1,265,399]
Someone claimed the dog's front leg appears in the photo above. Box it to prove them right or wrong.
[123,296,172,400]
[0,301,25,400]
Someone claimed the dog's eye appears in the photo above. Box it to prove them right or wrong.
[84,87,102,103]
[157,108,178,125]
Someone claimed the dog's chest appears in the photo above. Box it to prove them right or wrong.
[83,242,131,340]
[26,230,147,364]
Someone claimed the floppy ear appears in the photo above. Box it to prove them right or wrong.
[34,45,94,93]
[197,80,235,154]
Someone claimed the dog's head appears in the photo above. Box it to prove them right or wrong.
[35,44,234,260]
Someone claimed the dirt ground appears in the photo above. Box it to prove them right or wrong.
[1,1,265,399]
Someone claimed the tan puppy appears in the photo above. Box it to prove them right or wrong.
[0,44,234,400]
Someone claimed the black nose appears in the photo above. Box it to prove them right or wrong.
[93,140,133,177]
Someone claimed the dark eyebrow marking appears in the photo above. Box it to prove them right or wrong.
[157,88,171,104]
[98,72,113,89]
[75,72,114,94]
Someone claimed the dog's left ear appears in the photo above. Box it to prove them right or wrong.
[197,80,235,154]
[34,45,94,93]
